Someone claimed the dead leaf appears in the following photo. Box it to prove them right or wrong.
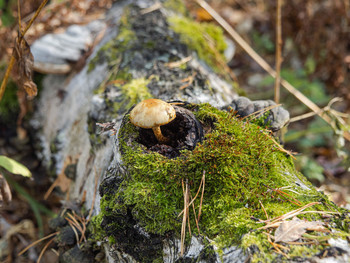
[12,36,37,98]
[0,174,12,206]
[196,8,213,21]
[274,217,325,243]
[44,156,78,200]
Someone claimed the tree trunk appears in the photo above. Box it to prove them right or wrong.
[31,0,350,262]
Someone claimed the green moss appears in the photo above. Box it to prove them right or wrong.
[88,9,136,73]
[241,232,274,262]
[108,236,116,245]
[168,16,227,72]
[113,77,153,111]
[89,214,105,240]
[163,0,188,16]
[95,103,347,260]
[288,245,322,259]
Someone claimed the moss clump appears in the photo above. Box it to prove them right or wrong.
[96,103,346,261]
[168,16,227,71]
[163,0,188,16]
[114,77,153,111]
[88,8,136,73]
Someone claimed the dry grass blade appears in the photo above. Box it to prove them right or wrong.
[65,212,87,243]
[261,132,296,160]
[165,56,192,68]
[180,179,188,256]
[269,202,320,224]
[140,2,162,14]
[37,237,55,263]
[17,0,22,32]
[297,211,340,216]
[259,200,269,220]
[66,213,82,231]
[195,0,350,141]
[289,97,350,123]
[273,188,302,206]
[68,220,80,245]
[197,171,205,222]
[258,202,321,230]
[18,232,59,256]
[274,0,283,103]
[187,195,192,237]
[266,232,289,258]
[190,195,200,234]
[178,172,205,217]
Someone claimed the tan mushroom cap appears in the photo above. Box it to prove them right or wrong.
[130,99,176,128]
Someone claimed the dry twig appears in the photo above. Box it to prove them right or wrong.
[18,231,59,256]
[274,0,283,103]
[180,179,189,256]
[37,237,55,263]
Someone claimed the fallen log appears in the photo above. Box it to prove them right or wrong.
[31,0,350,262]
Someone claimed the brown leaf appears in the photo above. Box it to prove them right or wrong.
[12,36,37,98]
[196,8,213,21]
[274,217,325,243]
[44,156,79,200]
[0,174,12,206]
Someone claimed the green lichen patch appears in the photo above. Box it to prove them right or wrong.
[168,16,227,72]
[95,103,346,261]
[88,8,136,74]
[163,0,188,16]
[113,77,153,111]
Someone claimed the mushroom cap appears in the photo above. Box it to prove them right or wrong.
[130,99,176,128]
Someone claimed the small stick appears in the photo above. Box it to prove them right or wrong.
[180,179,188,256]
[18,232,59,256]
[274,0,283,103]
[17,0,22,33]
[178,173,205,217]
[191,197,200,234]
[37,237,55,263]
[197,171,205,222]
[259,200,269,220]
[266,233,289,258]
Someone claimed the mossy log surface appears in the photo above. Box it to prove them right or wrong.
[32,0,350,262]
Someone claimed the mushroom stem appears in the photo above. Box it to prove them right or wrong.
[152,126,169,143]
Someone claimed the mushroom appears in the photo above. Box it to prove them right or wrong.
[130,99,176,143]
